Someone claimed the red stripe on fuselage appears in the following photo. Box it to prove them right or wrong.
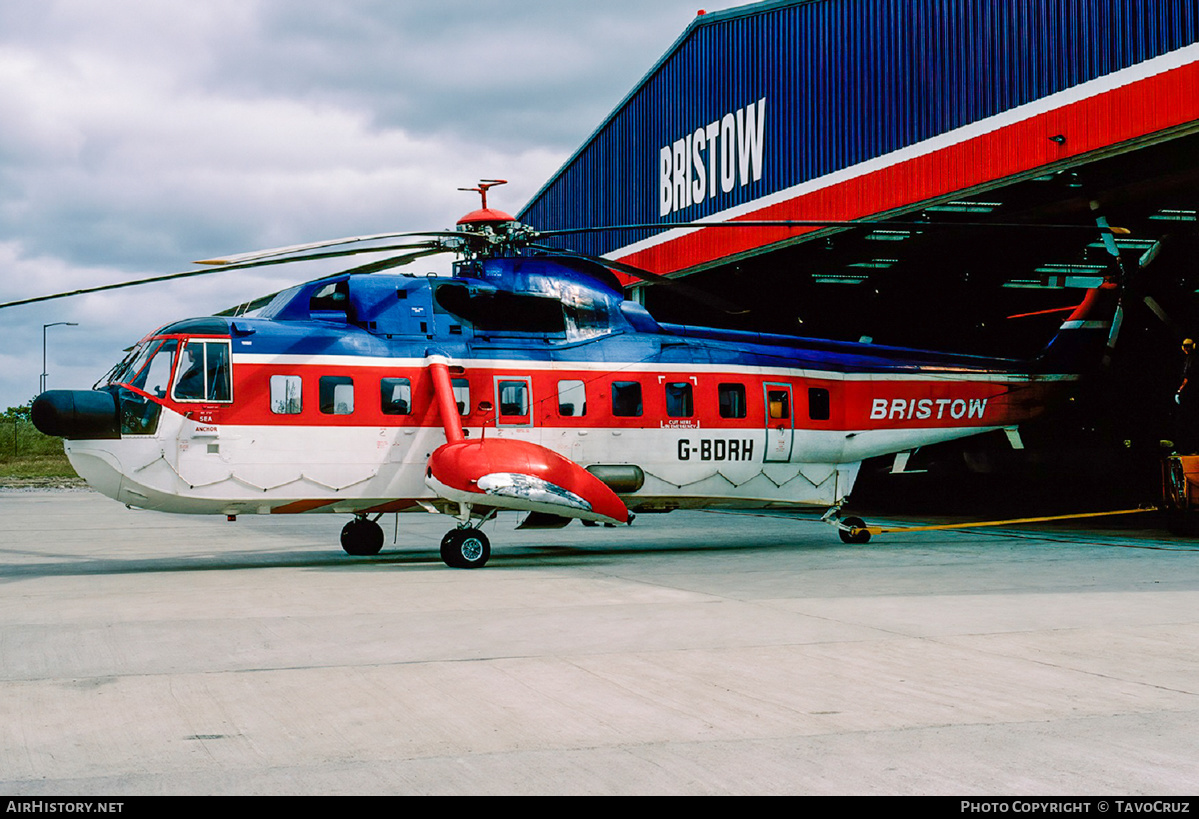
[149,358,1059,433]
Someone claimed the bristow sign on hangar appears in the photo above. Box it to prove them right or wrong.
[659,97,766,217]
[519,1,1199,276]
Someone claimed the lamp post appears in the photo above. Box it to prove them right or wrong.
[40,322,78,394]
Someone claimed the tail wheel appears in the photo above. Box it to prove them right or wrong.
[440,528,491,569]
[838,516,871,544]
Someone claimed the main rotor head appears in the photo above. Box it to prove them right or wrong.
[456,178,516,229]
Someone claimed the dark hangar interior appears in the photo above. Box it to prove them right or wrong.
[520,0,1199,512]
[645,135,1199,512]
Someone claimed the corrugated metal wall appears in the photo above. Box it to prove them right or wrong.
[519,0,1199,261]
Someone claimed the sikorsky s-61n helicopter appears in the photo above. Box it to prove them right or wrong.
[23,180,1119,568]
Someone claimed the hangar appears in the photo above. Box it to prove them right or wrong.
[520,0,1199,499]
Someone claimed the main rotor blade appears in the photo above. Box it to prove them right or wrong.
[529,244,748,315]
[0,259,269,310]
[196,231,467,265]
[213,261,397,317]
[224,240,448,270]
[1143,295,1186,339]
[0,241,448,310]
[338,246,450,276]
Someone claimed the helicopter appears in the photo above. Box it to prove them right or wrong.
[22,180,1120,568]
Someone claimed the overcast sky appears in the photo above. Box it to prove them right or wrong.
[0,0,748,410]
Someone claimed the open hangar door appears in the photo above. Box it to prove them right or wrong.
[635,133,1199,514]
[519,1,1199,516]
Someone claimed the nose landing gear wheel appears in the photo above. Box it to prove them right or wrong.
[440,528,491,569]
[341,517,385,556]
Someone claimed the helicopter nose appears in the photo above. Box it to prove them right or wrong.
[31,390,120,440]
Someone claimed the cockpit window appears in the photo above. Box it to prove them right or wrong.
[135,340,178,399]
[117,387,164,436]
[172,340,232,402]
[99,339,178,435]
[101,339,177,396]
[102,340,157,389]
[110,339,177,397]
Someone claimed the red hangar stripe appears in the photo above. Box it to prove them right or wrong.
[614,46,1199,277]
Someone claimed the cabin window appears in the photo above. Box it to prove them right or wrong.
[173,340,232,402]
[718,383,746,418]
[497,380,529,419]
[319,376,354,415]
[452,378,470,416]
[767,388,791,420]
[808,387,830,421]
[381,378,411,415]
[270,375,302,414]
[665,382,694,418]
[612,381,643,417]
[557,380,586,417]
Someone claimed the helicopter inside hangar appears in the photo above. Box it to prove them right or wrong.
[506,0,1199,504]
[570,133,1199,498]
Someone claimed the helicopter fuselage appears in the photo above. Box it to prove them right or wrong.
[45,257,1080,523]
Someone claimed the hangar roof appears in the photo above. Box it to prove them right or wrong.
[519,0,1199,285]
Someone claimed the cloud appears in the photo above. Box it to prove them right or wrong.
[0,0,744,409]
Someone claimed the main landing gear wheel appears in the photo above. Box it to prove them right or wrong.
[341,517,385,556]
[838,516,871,545]
[440,528,490,569]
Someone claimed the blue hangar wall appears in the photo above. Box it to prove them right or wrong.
[518,0,1199,277]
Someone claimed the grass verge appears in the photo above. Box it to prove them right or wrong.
[0,421,82,483]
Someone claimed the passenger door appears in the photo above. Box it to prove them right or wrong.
[763,382,794,462]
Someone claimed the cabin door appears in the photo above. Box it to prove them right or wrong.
[763,382,794,463]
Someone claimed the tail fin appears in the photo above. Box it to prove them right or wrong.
[1035,281,1120,373]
